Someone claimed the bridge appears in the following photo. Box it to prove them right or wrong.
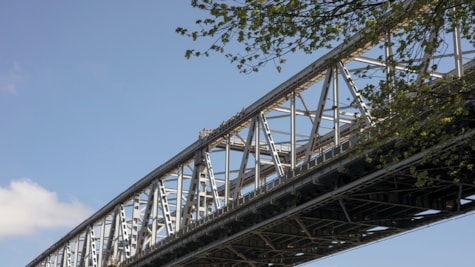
[28,1,475,267]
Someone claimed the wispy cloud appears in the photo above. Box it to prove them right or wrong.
[0,179,92,240]
[0,63,24,94]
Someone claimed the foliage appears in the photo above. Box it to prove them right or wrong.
[177,0,475,72]
[178,0,475,185]
[357,72,475,186]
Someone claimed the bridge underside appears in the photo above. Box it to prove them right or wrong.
[129,138,475,267]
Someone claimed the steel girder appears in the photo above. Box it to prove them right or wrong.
[127,133,475,267]
[27,1,475,266]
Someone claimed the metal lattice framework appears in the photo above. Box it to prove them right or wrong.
[28,1,475,267]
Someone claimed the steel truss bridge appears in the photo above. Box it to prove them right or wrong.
[29,1,475,267]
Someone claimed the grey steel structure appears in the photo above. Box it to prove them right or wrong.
[28,1,475,267]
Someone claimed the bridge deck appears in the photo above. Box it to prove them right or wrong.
[126,134,475,267]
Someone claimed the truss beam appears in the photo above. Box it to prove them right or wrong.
[27,1,475,266]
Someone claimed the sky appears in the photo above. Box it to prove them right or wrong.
[0,1,473,266]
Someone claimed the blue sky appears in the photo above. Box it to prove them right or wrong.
[0,1,473,266]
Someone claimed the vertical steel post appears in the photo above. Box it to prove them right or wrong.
[452,11,463,78]
[131,193,141,256]
[198,157,208,219]
[73,236,79,267]
[151,180,158,246]
[98,218,106,266]
[225,134,230,205]
[290,92,296,169]
[79,231,87,267]
[89,227,98,267]
[53,251,58,267]
[119,205,131,259]
[255,117,260,189]
[333,66,340,146]
[175,165,183,231]
[61,243,71,267]
[385,31,395,118]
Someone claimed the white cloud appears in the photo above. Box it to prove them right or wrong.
[0,63,24,94]
[0,179,92,239]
